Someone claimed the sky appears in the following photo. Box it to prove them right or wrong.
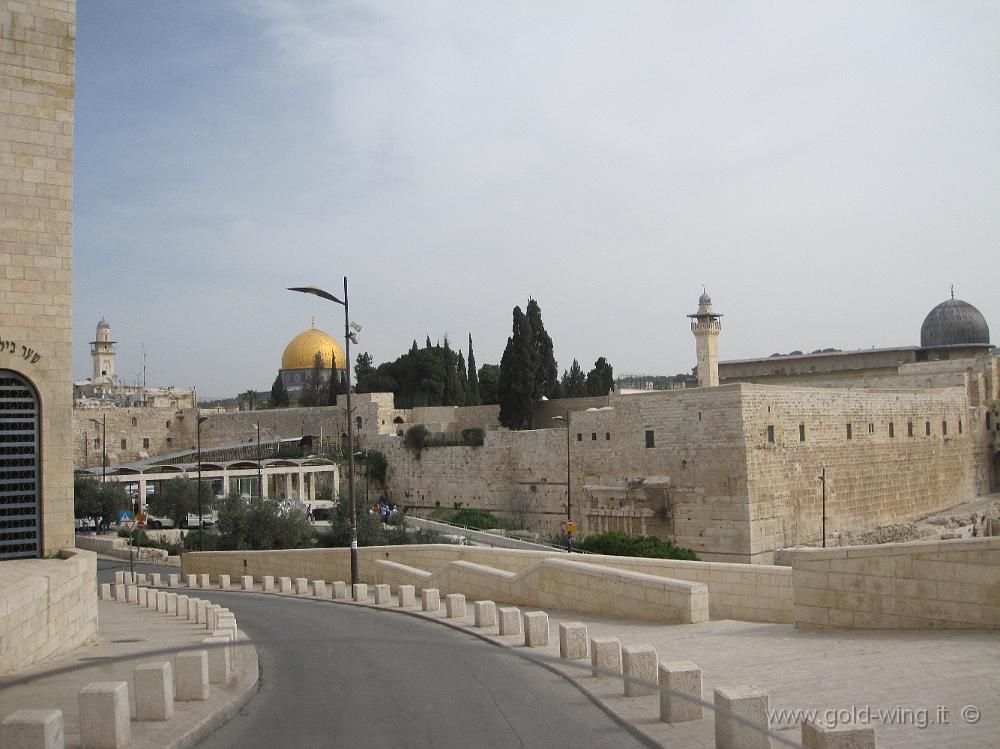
[73,1,1000,399]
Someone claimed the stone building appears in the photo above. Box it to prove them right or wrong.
[0,0,76,559]
[279,324,347,392]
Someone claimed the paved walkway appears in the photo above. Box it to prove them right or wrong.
[0,567,257,748]
[186,580,996,749]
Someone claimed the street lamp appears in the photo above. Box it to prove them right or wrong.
[551,414,572,552]
[253,422,263,499]
[197,414,208,551]
[289,279,360,585]
[88,416,106,482]
[817,468,827,548]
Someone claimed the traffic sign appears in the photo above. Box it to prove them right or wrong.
[118,511,134,523]
[135,513,147,523]
[136,520,146,530]
[123,519,137,533]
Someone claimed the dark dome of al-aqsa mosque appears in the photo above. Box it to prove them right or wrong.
[919,295,990,348]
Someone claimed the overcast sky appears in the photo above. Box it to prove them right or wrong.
[73,1,1000,399]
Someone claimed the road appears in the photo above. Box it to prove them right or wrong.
[97,559,648,749]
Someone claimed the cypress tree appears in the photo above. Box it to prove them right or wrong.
[269,373,290,408]
[467,333,480,406]
[456,350,469,406]
[561,359,587,397]
[525,298,559,399]
[497,307,535,429]
[299,352,325,407]
[586,356,615,396]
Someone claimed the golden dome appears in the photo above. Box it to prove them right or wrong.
[281,327,346,371]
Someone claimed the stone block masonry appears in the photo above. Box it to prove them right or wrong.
[0,709,63,749]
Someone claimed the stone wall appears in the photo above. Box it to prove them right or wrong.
[72,406,198,467]
[182,544,794,623]
[0,548,98,674]
[1,0,76,554]
[741,385,976,561]
[788,537,1000,629]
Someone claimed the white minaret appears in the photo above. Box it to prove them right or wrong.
[687,289,723,387]
[90,318,117,382]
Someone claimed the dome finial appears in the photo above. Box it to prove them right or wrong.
[311,316,315,329]
[950,284,954,300]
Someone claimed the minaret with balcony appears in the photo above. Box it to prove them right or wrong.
[687,290,723,387]
[90,318,117,383]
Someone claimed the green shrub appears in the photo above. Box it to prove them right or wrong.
[117,528,183,556]
[403,424,429,457]
[461,428,484,447]
[449,507,509,530]
[577,531,699,561]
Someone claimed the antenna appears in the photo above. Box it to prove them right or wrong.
[142,344,147,390]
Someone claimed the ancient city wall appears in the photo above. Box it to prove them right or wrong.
[789,536,1000,629]
[0,548,98,674]
[72,406,197,467]
[1,0,77,553]
[741,385,976,562]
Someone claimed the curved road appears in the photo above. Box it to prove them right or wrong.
[98,560,646,749]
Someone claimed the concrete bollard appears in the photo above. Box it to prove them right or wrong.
[591,637,622,677]
[114,571,125,585]
[474,601,497,628]
[99,583,111,600]
[397,585,415,607]
[176,595,189,618]
[216,614,238,636]
[0,708,63,749]
[279,577,292,594]
[156,591,168,612]
[219,575,231,589]
[295,577,309,595]
[150,573,162,587]
[79,681,130,749]
[263,575,275,592]
[145,589,158,609]
[659,661,703,723]
[623,644,658,697]
[445,593,466,618]
[497,607,522,636]
[196,600,211,625]
[242,575,254,591]
[166,593,178,614]
[175,651,210,701]
[714,686,771,749]
[168,574,180,588]
[333,581,348,599]
[421,588,439,612]
[136,573,147,586]
[198,574,210,588]
[313,580,329,598]
[125,585,137,604]
[353,583,369,602]
[374,584,391,604]
[113,584,126,602]
[185,574,197,588]
[203,638,233,685]
[559,622,588,660]
[523,611,549,647]
[801,720,876,749]
[134,662,174,721]
[187,598,200,622]
[137,588,148,608]
[206,605,220,631]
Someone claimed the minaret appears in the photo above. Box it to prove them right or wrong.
[90,318,117,382]
[687,289,723,387]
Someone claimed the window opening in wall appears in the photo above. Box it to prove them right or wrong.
[591,432,597,441]
[142,437,150,449]
[120,439,127,450]
[93,438,100,449]
[799,424,805,442]
[165,420,171,428]
[908,421,913,437]
[605,432,610,440]
[958,420,962,434]
[767,425,774,443]
[166,437,172,446]
[576,433,583,442]
[0,371,42,559]
[846,424,852,440]
[698,411,702,421]
[868,422,874,434]
[889,422,894,438]
[645,430,655,448]
[131,417,137,427]
[925,421,931,436]
[942,420,948,436]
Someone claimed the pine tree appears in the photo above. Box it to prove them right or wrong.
[269,373,290,408]
[466,334,480,405]
[456,350,469,406]
[299,352,325,407]
[586,356,614,396]
[327,370,346,405]
[525,298,559,399]
[497,307,535,429]
[478,364,500,405]
[561,359,587,397]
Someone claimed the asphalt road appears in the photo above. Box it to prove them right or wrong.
[96,559,647,749]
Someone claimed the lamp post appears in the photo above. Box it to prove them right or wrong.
[289,279,360,585]
[253,422,263,499]
[88,416,107,482]
[197,415,208,551]
[817,468,827,548]
[551,414,572,552]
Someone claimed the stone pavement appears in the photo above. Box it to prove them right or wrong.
[209,578,995,749]
[0,598,258,748]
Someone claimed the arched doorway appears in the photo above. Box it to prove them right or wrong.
[0,370,41,559]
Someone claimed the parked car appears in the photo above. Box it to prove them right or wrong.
[184,513,215,529]
[74,517,96,533]
[144,515,174,530]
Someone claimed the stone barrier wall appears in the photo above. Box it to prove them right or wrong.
[73,533,169,563]
[0,549,98,674]
[182,544,792,623]
[789,536,1000,629]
